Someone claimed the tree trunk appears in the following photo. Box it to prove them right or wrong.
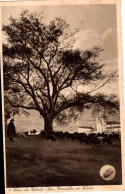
[44,115,54,133]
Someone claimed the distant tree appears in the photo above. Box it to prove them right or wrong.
[30,129,37,134]
[4,75,29,129]
[4,77,19,131]
[3,10,119,133]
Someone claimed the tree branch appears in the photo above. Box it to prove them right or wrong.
[87,71,117,94]
[5,96,37,110]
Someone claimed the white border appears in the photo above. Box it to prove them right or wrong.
[0,0,125,193]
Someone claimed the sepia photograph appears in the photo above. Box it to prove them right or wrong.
[0,0,125,193]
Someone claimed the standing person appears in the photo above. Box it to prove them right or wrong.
[7,119,17,141]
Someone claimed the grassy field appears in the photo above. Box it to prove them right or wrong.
[5,136,122,187]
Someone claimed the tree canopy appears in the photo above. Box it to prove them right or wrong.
[3,10,119,132]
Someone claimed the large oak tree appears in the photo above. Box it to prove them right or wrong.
[3,10,119,132]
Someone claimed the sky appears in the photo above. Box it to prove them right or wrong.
[1,4,120,132]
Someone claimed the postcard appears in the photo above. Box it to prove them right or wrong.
[0,0,125,193]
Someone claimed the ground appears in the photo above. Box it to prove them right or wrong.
[5,136,122,187]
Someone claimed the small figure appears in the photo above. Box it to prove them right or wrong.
[7,119,17,142]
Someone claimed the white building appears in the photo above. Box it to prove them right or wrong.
[96,116,106,133]
[105,121,120,133]
[96,115,120,134]
[78,126,95,134]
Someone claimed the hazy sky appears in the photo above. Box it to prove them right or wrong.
[2,4,119,131]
